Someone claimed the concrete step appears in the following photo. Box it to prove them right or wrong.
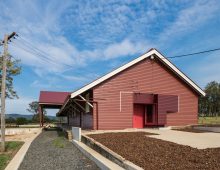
[66,130,73,141]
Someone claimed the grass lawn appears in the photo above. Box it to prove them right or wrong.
[0,141,24,170]
[199,116,220,124]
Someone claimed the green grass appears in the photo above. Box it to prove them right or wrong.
[0,141,24,170]
[52,137,65,148]
[199,116,220,124]
[5,141,23,151]
[0,155,10,170]
[52,130,67,148]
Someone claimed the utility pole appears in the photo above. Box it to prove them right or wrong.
[1,32,16,152]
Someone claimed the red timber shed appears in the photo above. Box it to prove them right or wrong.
[53,49,205,130]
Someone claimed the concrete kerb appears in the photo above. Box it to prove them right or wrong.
[5,128,42,170]
[72,140,124,170]
[81,135,144,170]
[193,126,220,133]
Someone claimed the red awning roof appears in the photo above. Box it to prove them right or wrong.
[39,91,70,105]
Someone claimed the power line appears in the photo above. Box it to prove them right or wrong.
[17,36,54,59]
[10,42,63,67]
[168,48,220,58]
[18,33,220,60]
[15,35,76,70]
[11,37,68,67]
[11,42,75,73]
[13,34,220,69]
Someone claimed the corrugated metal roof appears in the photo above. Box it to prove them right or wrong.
[39,91,70,104]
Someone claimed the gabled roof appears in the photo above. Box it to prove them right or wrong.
[39,91,70,105]
[70,49,205,98]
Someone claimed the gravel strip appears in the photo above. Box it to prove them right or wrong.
[19,129,99,170]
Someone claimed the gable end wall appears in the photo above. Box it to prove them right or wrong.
[93,58,198,130]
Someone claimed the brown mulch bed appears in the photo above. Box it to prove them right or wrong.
[88,132,220,170]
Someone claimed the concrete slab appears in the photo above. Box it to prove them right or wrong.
[142,128,220,149]
[5,128,42,170]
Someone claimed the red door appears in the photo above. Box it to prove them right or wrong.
[133,104,144,128]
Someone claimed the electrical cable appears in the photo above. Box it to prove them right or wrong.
[168,48,220,58]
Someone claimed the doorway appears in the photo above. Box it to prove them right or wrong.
[145,104,156,126]
[133,104,157,128]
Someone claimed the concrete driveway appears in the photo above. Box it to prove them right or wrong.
[142,128,220,149]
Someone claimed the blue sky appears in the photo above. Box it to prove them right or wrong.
[0,0,220,115]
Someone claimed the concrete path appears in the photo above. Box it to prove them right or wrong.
[83,128,220,149]
[142,129,220,149]
[18,129,99,170]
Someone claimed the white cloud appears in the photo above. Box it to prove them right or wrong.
[0,0,153,77]
[2,0,217,79]
[103,39,148,59]
[62,73,100,83]
[188,53,220,88]
[6,96,34,115]
[31,80,53,89]
[159,1,219,43]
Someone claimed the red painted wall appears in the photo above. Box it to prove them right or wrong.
[93,58,199,130]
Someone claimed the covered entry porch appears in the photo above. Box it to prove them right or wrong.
[57,91,97,129]
[38,91,70,126]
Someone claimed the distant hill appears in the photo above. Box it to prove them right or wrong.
[6,114,56,120]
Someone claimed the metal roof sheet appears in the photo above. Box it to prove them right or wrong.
[39,91,70,104]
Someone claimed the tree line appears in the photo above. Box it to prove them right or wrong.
[6,101,55,126]
[6,115,54,126]
[199,81,220,117]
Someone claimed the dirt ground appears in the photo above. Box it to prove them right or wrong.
[6,131,39,142]
[88,132,220,170]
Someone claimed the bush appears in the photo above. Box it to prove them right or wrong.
[16,117,28,125]
[6,117,16,124]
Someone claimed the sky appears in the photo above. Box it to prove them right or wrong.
[0,0,220,116]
